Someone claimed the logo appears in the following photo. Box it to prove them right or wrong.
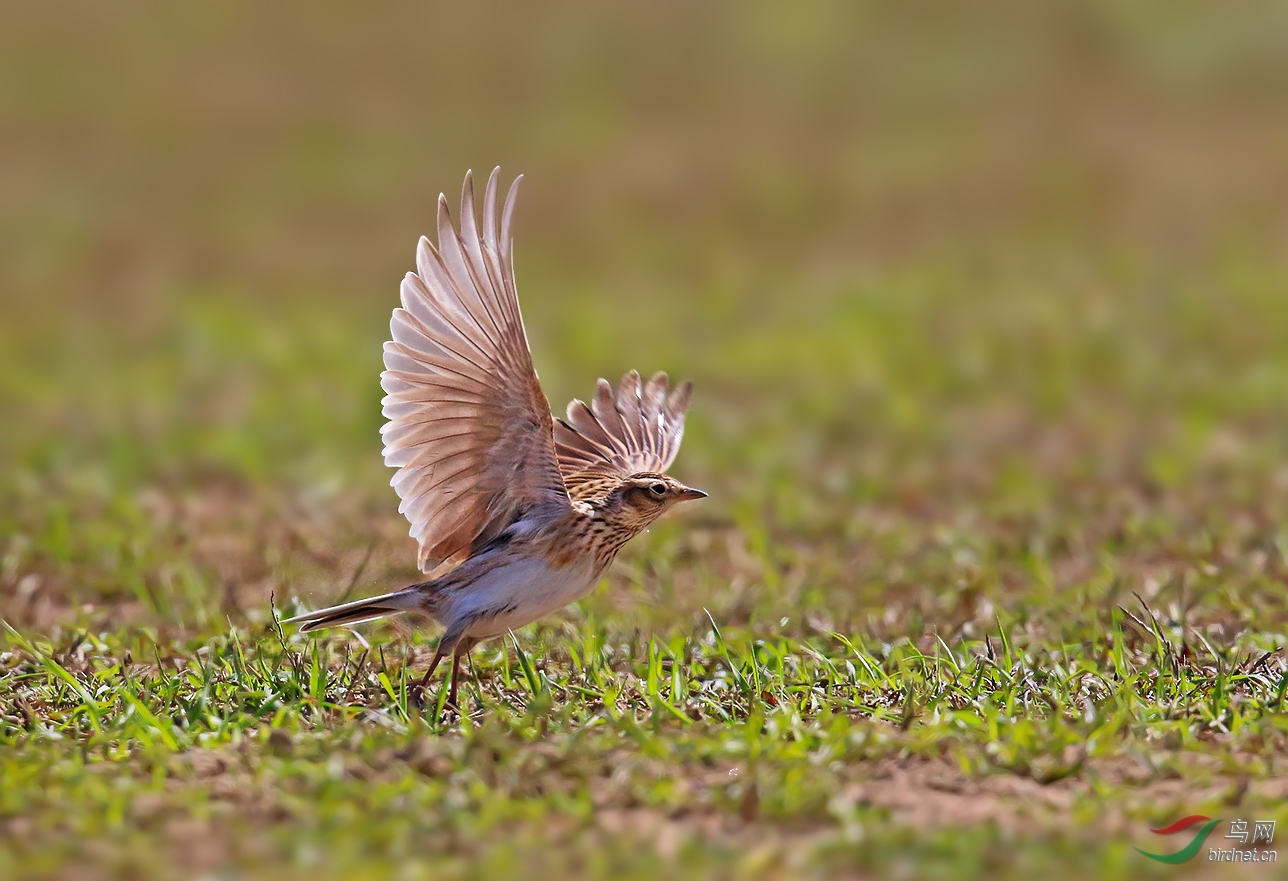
[1136,816,1222,864]
[1138,816,1278,864]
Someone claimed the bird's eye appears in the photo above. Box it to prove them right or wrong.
[650,482,667,496]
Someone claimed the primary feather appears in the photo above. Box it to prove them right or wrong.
[554,371,693,502]
[380,169,571,575]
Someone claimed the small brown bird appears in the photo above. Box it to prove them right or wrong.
[284,168,704,708]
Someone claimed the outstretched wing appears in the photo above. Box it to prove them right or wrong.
[381,168,570,574]
[553,370,693,501]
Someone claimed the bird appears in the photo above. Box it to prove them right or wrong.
[283,168,705,709]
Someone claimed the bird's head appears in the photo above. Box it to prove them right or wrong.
[600,472,707,533]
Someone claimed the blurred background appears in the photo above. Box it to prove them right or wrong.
[3,0,1288,638]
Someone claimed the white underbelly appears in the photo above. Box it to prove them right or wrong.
[444,556,600,640]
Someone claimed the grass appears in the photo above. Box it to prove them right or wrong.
[7,279,1288,880]
[5,605,1286,880]
[6,2,1288,879]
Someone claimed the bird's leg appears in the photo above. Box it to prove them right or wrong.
[446,637,477,710]
[410,645,448,709]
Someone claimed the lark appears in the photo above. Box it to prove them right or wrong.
[284,168,705,708]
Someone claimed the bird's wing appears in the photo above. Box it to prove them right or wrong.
[381,168,571,574]
[553,370,694,501]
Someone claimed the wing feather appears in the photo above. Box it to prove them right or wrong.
[382,168,570,573]
[554,370,694,502]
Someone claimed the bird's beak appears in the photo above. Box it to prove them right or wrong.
[677,487,708,502]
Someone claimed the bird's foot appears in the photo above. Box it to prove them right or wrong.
[410,683,429,710]
[410,686,464,719]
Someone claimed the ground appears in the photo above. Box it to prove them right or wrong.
[4,3,1288,880]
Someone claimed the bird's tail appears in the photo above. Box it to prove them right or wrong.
[281,587,423,633]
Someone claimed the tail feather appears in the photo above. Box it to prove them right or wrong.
[282,588,420,633]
